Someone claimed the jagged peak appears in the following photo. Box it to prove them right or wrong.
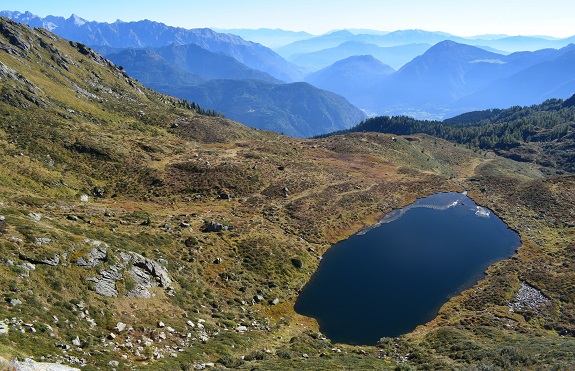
[67,14,87,26]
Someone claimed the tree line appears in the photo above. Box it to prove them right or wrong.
[327,97,575,150]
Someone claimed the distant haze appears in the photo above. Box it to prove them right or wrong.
[1,0,574,37]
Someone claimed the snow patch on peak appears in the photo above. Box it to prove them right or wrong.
[69,14,87,26]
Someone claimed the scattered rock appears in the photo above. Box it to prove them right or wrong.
[55,343,70,350]
[213,257,222,264]
[108,360,119,367]
[93,187,105,198]
[157,321,165,328]
[80,195,89,202]
[270,298,280,305]
[202,221,232,233]
[67,215,79,221]
[253,295,264,303]
[72,336,81,347]
[199,332,209,343]
[28,212,42,221]
[107,333,116,340]
[236,325,248,333]
[0,322,8,335]
[115,322,127,333]
[509,281,551,311]
[219,193,231,200]
[35,237,52,245]
[0,215,5,221]
[7,298,22,306]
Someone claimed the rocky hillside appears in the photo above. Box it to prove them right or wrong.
[0,17,574,370]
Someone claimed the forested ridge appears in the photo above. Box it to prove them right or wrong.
[328,96,575,171]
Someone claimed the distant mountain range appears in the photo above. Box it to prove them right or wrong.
[290,42,430,71]
[303,41,575,119]
[304,56,394,110]
[0,11,304,82]
[213,28,313,48]
[275,29,575,58]
[3,10,574,122]
[101,44,281,84]
[367,41,575,118]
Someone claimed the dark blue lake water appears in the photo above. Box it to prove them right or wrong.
[294,192,520,345]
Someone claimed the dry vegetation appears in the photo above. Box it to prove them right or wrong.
[0,18,574,370]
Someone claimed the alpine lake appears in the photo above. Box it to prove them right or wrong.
[294,192,521,345]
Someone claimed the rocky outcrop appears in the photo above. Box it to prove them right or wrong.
[76,244,174,298]
[86,265,123,297]
[121,252,175,297]
[75,246,108,267]
[19,252,60,266]
[3,357,80,371]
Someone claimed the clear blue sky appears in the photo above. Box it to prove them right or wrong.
[2,0,574,37]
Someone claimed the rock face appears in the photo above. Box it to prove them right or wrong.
[122,252,175,297]
[76,247,108,267]
[78,246,175,298]
[4,357,80,371]
[87,265,123,297]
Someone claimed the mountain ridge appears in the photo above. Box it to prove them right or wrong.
[0,10,304,82]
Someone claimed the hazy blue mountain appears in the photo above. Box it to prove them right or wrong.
[104,44,281,83]
[214,28,314,48]
[274,30,358,58]
[305,55,394,108]
[362,41,575,118]
[373,41,505,108]
[160,80,366,137]
[276,29,463,59]
[367,29,461,46]
[452,45,575,110]
[291,41,430,70]
[275,27,575,60]
[344,29,390,36]
[0,11,304,82]
[103,45,284,93]
[104,49,207,87]
[486,36,572,53]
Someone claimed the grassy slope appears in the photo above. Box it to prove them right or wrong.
[0,18,573,370]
